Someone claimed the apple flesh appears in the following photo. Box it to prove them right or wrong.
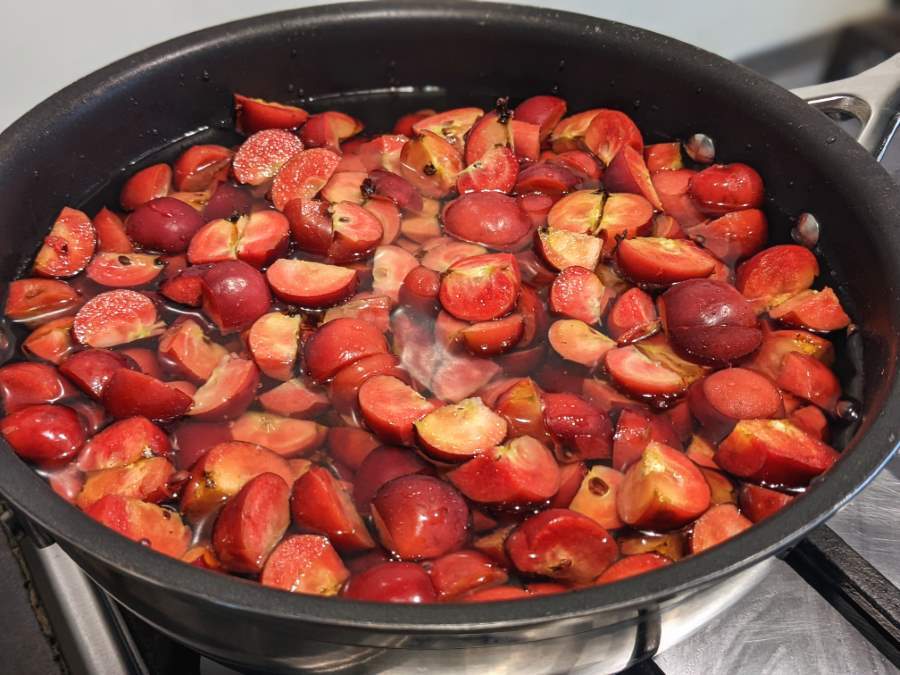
[415,397,507,462]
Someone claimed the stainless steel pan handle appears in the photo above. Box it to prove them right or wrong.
[791,53,900,158]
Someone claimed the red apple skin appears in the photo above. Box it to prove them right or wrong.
[127,197,204,254]
[120,164,172,211]
[291,466,375,553]
[442,192,533,251]
[188,356,260,422]
[212,472,291,574]
[1,404,85,468]
[76,416,170,471]
[688,367,784,441]
[85,495,191,559]
[738,483,795,522]
[343,562,437,603]
[75,456,175,510]
[542,392,613,462]
[0,361,76,412]
[595,553,671,584]
[735,244,819,312]
[371,474,469,560]
[102,369,193,423]
[429,550,509,600]
[661,278,761,365]
[303,317,390,382]
[506,508,619,584]
[358,374,437,445]
[689,163,764,215]
[353,446,430,514]
[606,287,659,344]
[201,260,272,334]
[690,504,752,554]
[4,278,81,324]
[233,93,309,135]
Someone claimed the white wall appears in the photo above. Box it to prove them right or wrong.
[0,0,885,131]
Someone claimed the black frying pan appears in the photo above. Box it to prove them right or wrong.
[0,3,898,673]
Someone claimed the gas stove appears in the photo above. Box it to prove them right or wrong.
[1,15,899,675]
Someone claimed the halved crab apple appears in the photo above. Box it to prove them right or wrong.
[633,334,708,386]
[232,129,304,186]
[569,465,625,530]
[299,111,363,151]
[0,361,75,413]
[652,169,705,229]
[357,135,409,174]
[644,142,683,172]
[768,287,850,332]
[514,162,579,196]
[412,107,483,148]
[517,193,555,229]
[546,190,605,234]
[459,314,525,356]
[506,508,618,584]
[420,240,486,273]
[549,109,601,152]
[33,207,96,278]
[371,474,469,560]
[85,495,191,558]
[742,327,834,381]
[684,209,767,265]
[581,377,644,414]
[583,109,643,166]
[292,466,375,552]
[169,420,231,471]
[447,435,560,504]
[173,144,232,192]
[688,367,784,440]
[597,193,654,255]
[120,163,172,211]
[596,553,672,585]
[546,149,604,184]
[270,148,341,210]
[352,446,430,513]
[180,441,293,522]
[414,397,507,462]
[201,260,272,334]
[661,278,762,365]
[399,131,463,198]
[716,419,839,487]
[261,534,349,595]
[605,345,685,398]
[652,214,685,239]
[439,253,521,322]
[690,504,752,554]
[365,169,424,213]
[549,319,615,369]
[72,290,163,348]
[322,293,392,333]
[399,214,440,243]
[370,245,418,302]
[75,455,175,509]
[259,377,329,419]
[266,259,357,308]
[304,317,390,382]
[606,287,659,344]
[21,317,75,364]
[736,244,820,313]
[343,561,436,603]
[456,145,519,194]
[542,391,613,462]
[0,404,85,467]
[229,412,325,457]
[399,265,441,315]
[357,374,437,446]
[549,461,588,508]
[86,252,164,288]
[234,93,309,134]
[516,285,550,347]
[515,95,567,140]
[617,441,710,531]
[442,192,533,251]
[102,369,193,422]
[5,278,81,324]
[689,162,764,215]
[188,355,259,421]
[536,229,602,271]
[603,146,662,209]
[247,312,301,381]
[738,483,795,522]
[59,349,134,400]
[211,472,290,574]
[549,266,610,324]
[429,550,509,600]
[493,377,551,441]
[616,237,717,285]
[93,207,133,253]
[328,201,384,263]
[160,265,206,307]
[77,416,170,472]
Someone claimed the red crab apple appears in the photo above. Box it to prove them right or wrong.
[33,207,96,278]
[439,253,521,322]
[303,317,390,382]
[127,197,204,254]
[291,466,375,553]
[85,495,190,559]
[414,397,508,462]
[233,93,309,134]
[261,534,349,596]
[442,192,533,251]
[1,404,85,467]
[343,561,436,603]
[201,260,272,334]
[689,162,764,215]
[120,163,172,211]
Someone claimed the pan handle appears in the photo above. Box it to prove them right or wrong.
[791,53,900,158]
